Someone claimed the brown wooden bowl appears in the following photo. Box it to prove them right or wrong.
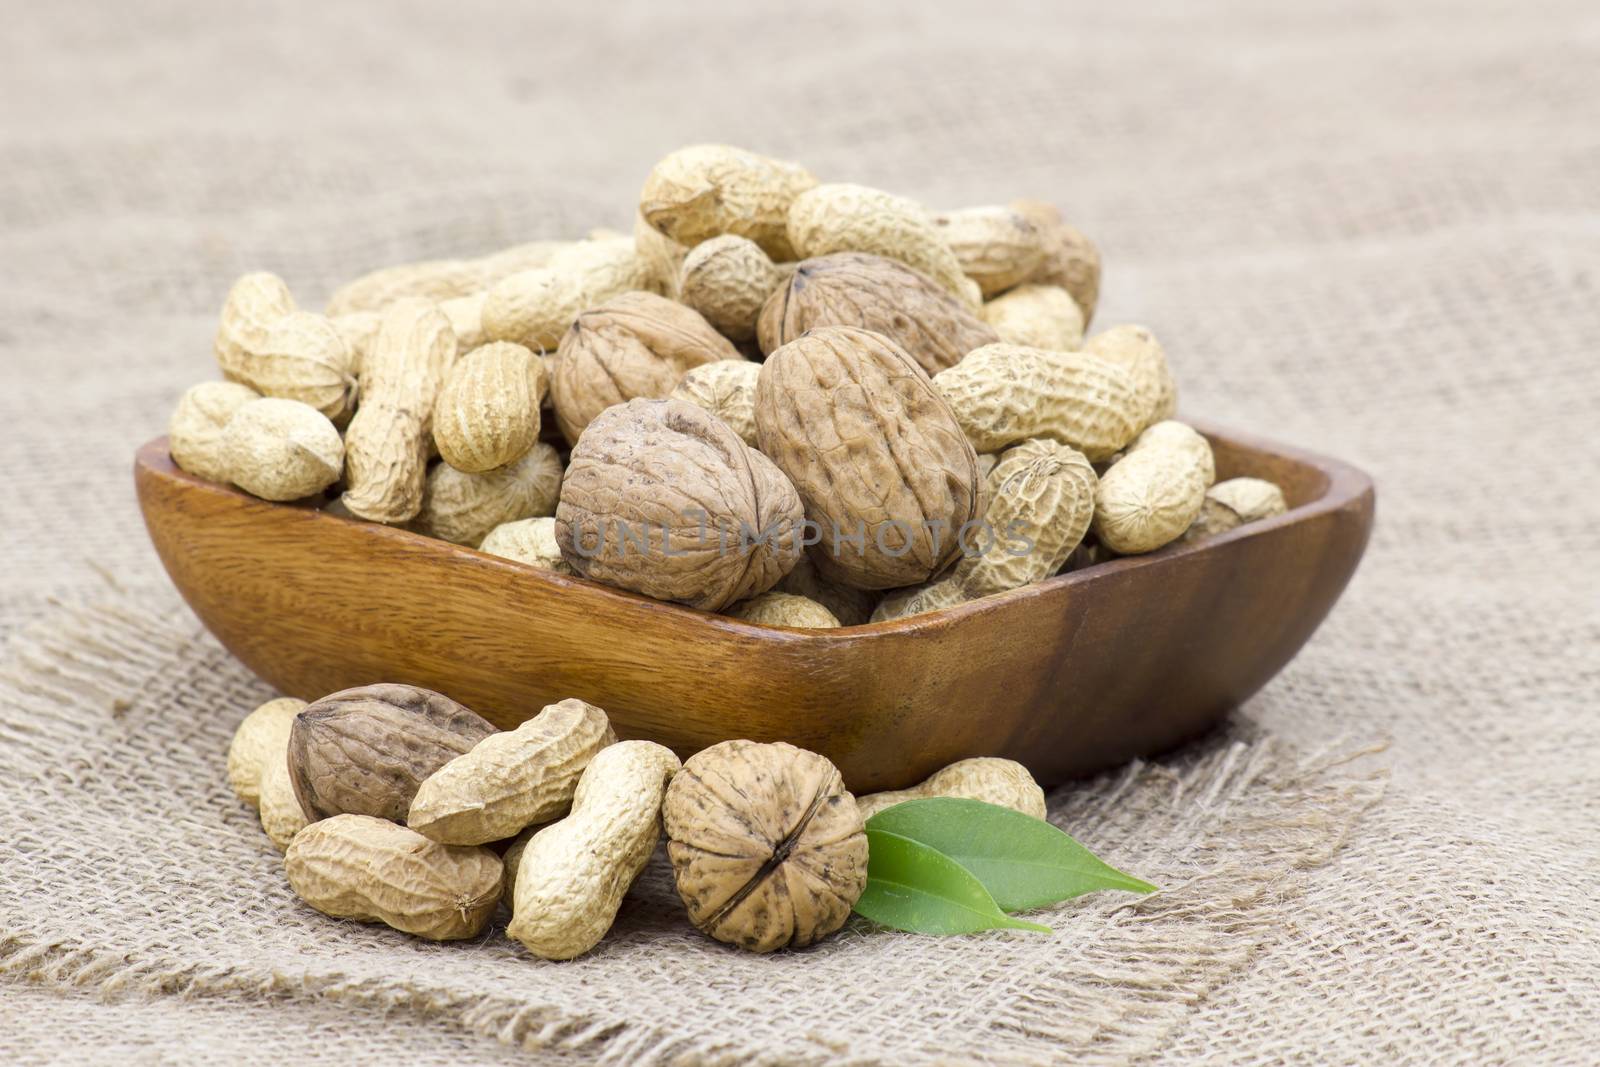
[134,423,1372,791]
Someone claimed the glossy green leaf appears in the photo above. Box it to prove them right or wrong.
[853,828,1051,935]
[866,797,1156,911]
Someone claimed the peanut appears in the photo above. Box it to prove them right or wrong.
[219,397,344,501]
[1083,324,1178,428]
[1010,199,1102,322]
[438,292,489,353]
[787,183,978,305]
[639,144,817,260]
[951,437,1097,598]
[259,750,310,852]
[773,554,878,627]
[341,298,459,523]
[668,358,762,446]
[323,241,569,317]
[634,207,689,299]
[226,696,307,808]
[214,274,357,422]
[982,283,1085,351]
[285,814,502,941]
[506,740,681,960]
[330,311,381,381]
[413,442,563,547]
[724,591,841,629]
[869,577,967,623]
[677,234,790,342]
[935,206,1047,298]
[168,380,260,483]
[482,237,660,353]
[1093,420,1215,554]
[408,698,616,845]
[477,516,571,573]
[432,342,546,473]
[855,757,1046,820]
[932,344,1145,460]
[1183,477,1288,542]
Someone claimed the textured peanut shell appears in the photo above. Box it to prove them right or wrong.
[1083,324,1179,428]
[755,327,982,589]
[226,696,307,808]
[724,592,840,629]
[950,438,1097,598]
[243,311,358,422]
[668,358,762,446]
[1093,420,1215,554]
[854,758,1047,821]
[408,698,617,845]
[639,144,818,260]
[932,344,1145,460]
[664,740,868,954]
[773,554,878,627]
[287,684,498,823]
[1183,477,1288,542]
[934,206,1047,298]
[982,284,1085,352]
[556,398,804,611]
[1011,199,1102,323]
[550,290,744,444]
[507,740,681,960]
[432,342,545,473]
[259,750,309,851]
[787,183,974,304]
[501,825,537,910]
[757,252,998,376]
[285,814,502,941]
[219,397,344,501]
[678,234,789,342]
[868,576,967,623]
[325,258,489,317]
[341,298,459,523]
[214,272,295,380]
[168,380,261,483]
[413,442,563,547]
[482,238,660,353]
[478,516,572,573]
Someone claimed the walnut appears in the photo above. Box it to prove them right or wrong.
[555,398,804,611]
[757,253,998,376]
[663,740,868,953]
[754,326,983,590]
[549,290,744,444]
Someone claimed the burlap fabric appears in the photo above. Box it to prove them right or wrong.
[1,2,1596,1063]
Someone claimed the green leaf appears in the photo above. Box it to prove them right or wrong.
[866,797,1156,912]
[853,828,1051,935]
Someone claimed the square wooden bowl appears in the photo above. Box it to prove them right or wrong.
[134,421,1372,791]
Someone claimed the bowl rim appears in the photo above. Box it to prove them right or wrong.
[136,418,1372,641]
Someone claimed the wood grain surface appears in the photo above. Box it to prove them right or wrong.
[134,422,1373,791]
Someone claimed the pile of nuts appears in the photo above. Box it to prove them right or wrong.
[170,143,1289,627]
[230,684,1046,955]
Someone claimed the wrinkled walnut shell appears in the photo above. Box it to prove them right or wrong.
[664,740,868,953]
[754,326,983,589]
[550,290,744,445]
[757,253,998,376]
[288,684,498,823]
[556,398,804,611]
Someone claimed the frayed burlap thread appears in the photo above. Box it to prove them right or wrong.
[0,589,1383,1066]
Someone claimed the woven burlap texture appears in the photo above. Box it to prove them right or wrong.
[3,0,1598,1062]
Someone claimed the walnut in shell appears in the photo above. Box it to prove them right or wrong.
[556,398,804,611]
[550,290,745,444]
[757,252,998,375]
[754,326,983,590]
[663,740,868,953]
[287,684,498,823]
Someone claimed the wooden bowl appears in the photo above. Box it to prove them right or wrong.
[134,423,1372,791]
